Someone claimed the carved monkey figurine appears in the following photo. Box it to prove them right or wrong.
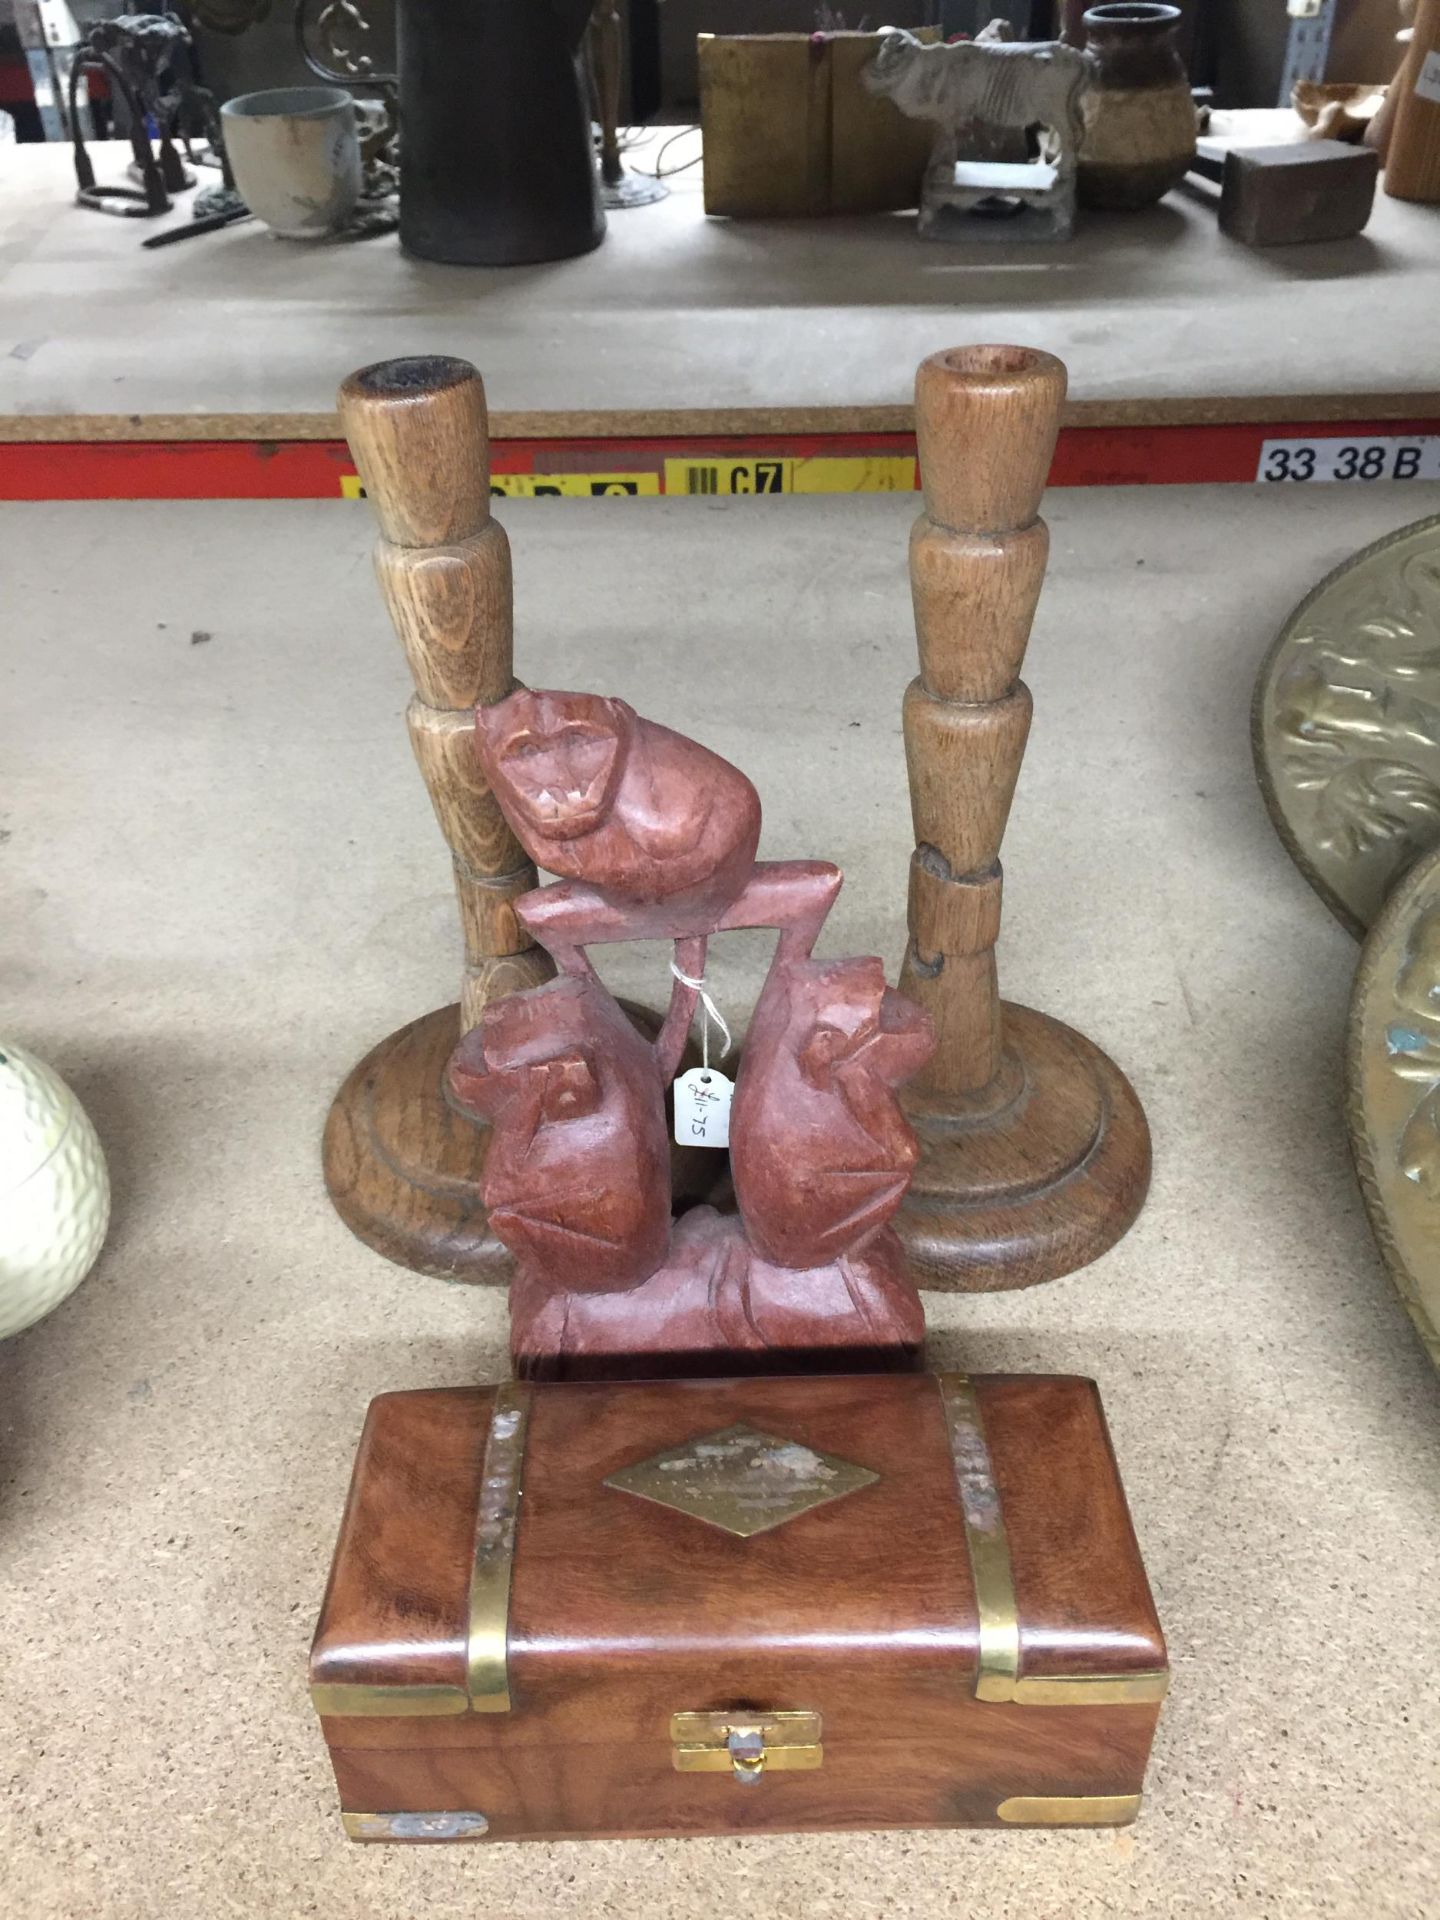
[448,975,671,1293]
[475,689,763,946]
[730,955,936,1270]
[475,687,844,1081]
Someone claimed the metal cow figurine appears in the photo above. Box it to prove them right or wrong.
[866,28,1091,240]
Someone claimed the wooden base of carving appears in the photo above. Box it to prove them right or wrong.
[323,1002,719,1282]
[895,1003,1150,1292]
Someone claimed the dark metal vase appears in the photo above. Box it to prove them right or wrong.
[397,0,603,266]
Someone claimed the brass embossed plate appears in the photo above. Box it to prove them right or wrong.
[1346,840,1440,1371]
[1253,514,1440,936]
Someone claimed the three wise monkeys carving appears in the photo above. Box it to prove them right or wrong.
[447,689,937,1375]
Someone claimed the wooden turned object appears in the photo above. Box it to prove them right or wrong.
[321,357,555,1279]
[321,359,709,1280]
[894,345,1150,1290]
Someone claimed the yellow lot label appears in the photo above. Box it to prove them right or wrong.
[492,472,662,498]
[341,460,916,501]
[663,456,916,496]
[341,472,661,499]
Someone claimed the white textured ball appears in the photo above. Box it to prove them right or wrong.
[0,1041,110,1340]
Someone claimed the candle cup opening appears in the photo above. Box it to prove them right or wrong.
[935,346,1057,382]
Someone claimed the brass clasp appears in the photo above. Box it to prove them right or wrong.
[670,1710,823,1783]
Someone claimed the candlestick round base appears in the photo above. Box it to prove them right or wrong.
[323,1000,719,1282]
[897,1001,1150,1291]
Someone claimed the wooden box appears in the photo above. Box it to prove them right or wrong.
[698,33,936,218]
[310,1372,1168,1842]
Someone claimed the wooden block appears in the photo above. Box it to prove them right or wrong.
[698,32,932,218]
[1217,141,1378,246]
[699,34,828,217]
[827,33,936,215]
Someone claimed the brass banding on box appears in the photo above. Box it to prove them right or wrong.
[1011,1671,1170,1707]
[996,1793,1143,1827]
[311,1682,469,1718]
[466,1380,533,1712]
[341,1809,491,1842]
[937,1372,1021,1703]
[936,1375,1168,1709]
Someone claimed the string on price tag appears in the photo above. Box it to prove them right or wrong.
[670,962,733,1148]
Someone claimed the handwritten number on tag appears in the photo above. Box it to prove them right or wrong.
[674,1067,733,1149]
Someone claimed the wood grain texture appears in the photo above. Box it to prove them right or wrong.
[460,952,556,1036]
[322,1004,511,1283]
[406,702,531,879]
[1384,0,1440,204]
[914,347,1066,534]
[894,345,1150,1285]
[326,356,562,1279]
[907,855,1002,961]
[902,679,1032,878]
[311,1385,491,1697]
[897,947,1000,1096]
[310,1373,1165,1838]
[454,861,540,962]
[909,519,1049,703]
[899,1003,1152,1290]
[375,526,515,710]
[337,357,491,547]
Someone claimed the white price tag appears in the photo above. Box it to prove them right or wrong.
[1256,436,1440,484]
[673,1067,732,1149]
[1416,50,1440,107]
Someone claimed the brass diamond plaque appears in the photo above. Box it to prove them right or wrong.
[603,1423,879,1539]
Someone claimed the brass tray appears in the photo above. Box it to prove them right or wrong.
[1252,514,1440,937]
[1347,840,1440,1370]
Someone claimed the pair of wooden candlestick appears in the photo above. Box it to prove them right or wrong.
[323,347,1149,1304]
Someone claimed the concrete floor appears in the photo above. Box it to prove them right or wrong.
[2,485,1438,1918]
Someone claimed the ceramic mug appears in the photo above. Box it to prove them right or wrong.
[220,86,361,240]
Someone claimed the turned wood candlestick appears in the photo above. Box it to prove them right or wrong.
[894,344,1150,1289]
[322,356,712,1281]
[322,357,557,1279]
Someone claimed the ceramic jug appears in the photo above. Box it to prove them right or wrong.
[1077,3,1196,211]
[397,0,603,265]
